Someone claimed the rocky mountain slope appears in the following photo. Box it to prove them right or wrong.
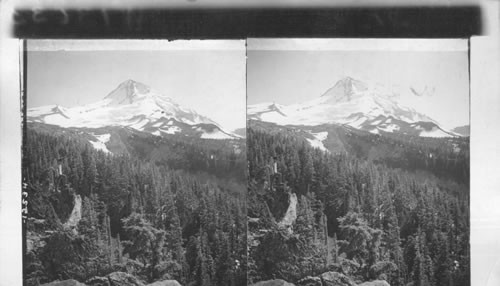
[248,77,459,138]
[29,79,239,140]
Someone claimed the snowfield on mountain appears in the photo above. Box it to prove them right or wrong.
[28,79,239,140]
[248,77,460,138]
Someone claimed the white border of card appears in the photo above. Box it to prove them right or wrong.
[1,1,500,285]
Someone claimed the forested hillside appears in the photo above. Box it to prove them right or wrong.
[247,127,469,286]
[24,126,246,286]
[249,120,469,186]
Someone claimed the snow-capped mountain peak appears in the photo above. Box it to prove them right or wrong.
[321,76,369,101]
[104,79,153,106]
[248,76,459,138]
[28,80,238,140]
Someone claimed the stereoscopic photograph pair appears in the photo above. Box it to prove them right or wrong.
[22,39,470,286]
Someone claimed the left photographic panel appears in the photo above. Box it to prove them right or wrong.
[23,40,247,286]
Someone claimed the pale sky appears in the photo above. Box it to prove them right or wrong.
[27,40,246,131]
[247,39,470,129]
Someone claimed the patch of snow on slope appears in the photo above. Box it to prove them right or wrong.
[161,126,181,134]
[306,131,329,152]
[129,118,149,130]
[201,129,234,139]
[94,133,111,142]
[28,105,56,117]
[347,116,367,129]
[259,113,288,125]
[314,131,328,141]
[152,130,161,136]
[369,128,379,134]
[89,133,111,154]
[152,121,163,127]
[247,102,290,124]
[378,124,400,133]
[43,114,74,127]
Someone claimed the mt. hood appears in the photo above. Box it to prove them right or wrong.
[248,77,458,138]
[29,80,238,139]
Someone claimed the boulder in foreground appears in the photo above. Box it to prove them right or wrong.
[297,276,322,286]
[319,271,356,286]
[41,280,87,286]
[250,279,296,286]
[86,276,110,286]
[358,280,390,286]
[107,272,144,286]
[146,280,182,286]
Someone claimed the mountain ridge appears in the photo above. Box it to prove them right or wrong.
[452,125,470,136]
[28,79,239,140]
[248,76,459,138]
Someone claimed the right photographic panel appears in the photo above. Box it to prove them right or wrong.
[246,39,470,286]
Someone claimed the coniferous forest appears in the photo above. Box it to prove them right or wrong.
[247,126,469,286]
[24,125,247,286]
[23,122,470,286]
[18,37,475,286]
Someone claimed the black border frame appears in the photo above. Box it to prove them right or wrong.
[13,7,482,39]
